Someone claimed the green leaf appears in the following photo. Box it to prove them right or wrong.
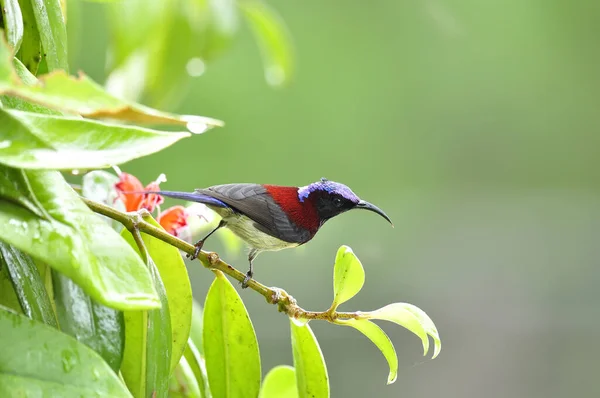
[0,37,223,131]
[0,166,160,311]
[183,339,210,398]
[169,355,202,398]
[0,58,58,112]
[290,321,329,398]
[240,0,294,87]
[121,213,192,373]
[0,308,132,397]
[52,271,125,372]
[259,365,298,398]
[0,56,189,173]
[30,0,68,72]
[0,252,23,313]
[203,271,261,398]
[366,303,441,359]
[35,260,55,311]
[0,37,15,83]
[190,298,204,356]
[401,303,442,359]
[141,255,172,396]
[1,0,24,52]
[119,251,172,398]
[0,108,190,170]
[330,245,364,311]
[335,319,398,384]
[15,0,42,75]
[17,71,223,129]
[187,302,210,397]
[0,242,57,326]
[0,37,222,130]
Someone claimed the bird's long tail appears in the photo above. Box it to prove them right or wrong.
[137,190,229,208]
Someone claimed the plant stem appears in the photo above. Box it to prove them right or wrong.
[82,198,361,323]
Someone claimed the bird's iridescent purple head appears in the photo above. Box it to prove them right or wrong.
[297,178,359,203]
[297,177,393,226]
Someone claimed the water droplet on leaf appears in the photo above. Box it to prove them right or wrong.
[61,350,77,373]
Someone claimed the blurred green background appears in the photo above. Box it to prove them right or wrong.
[69,1,599,397]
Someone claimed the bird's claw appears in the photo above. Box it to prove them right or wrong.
[241,270,253,289]
[186,240,204,260]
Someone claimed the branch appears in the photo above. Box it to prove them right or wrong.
[82,197,361,323]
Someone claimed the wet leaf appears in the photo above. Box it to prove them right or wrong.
[335,318,398,384]
[203,271,261,398]
[1,0,24,52]
[241,0,294,87]
[0,37,223,131]
[330,245,364,311]
[52,271,125,372]
[0,254,22,314]
[259,365,298,398]
[0,166,160,311]
[121,213,192,373]
[0,58,58,113]
[0,308,131,397]
[290,321,329,398]
[0,108,190,170]
[0,242,57,326]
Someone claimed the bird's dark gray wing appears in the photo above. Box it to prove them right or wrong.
[195,184,311,244]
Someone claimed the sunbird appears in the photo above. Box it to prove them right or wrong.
[147,178,392,287]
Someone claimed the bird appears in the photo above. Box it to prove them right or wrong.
[145,178,392,288]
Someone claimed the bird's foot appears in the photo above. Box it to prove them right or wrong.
[186,239,204,260]
[241,270,253,289]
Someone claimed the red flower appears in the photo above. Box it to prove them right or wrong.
[157,206,189,237]
[115,172,165,212]
[114,171,192,237]
[141,181,164,212]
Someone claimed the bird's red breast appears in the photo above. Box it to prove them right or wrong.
[263,185,320,234]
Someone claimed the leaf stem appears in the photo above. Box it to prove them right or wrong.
[82,197,363,323]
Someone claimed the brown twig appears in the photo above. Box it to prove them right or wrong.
[81,197,362,323]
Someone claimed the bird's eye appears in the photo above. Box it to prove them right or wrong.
[333,197,343,207]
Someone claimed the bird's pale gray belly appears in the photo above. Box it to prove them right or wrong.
[222,213,299,252]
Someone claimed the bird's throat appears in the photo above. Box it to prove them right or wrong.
[263,185,320,234]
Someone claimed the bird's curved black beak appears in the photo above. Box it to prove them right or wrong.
[355,200,394,227]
